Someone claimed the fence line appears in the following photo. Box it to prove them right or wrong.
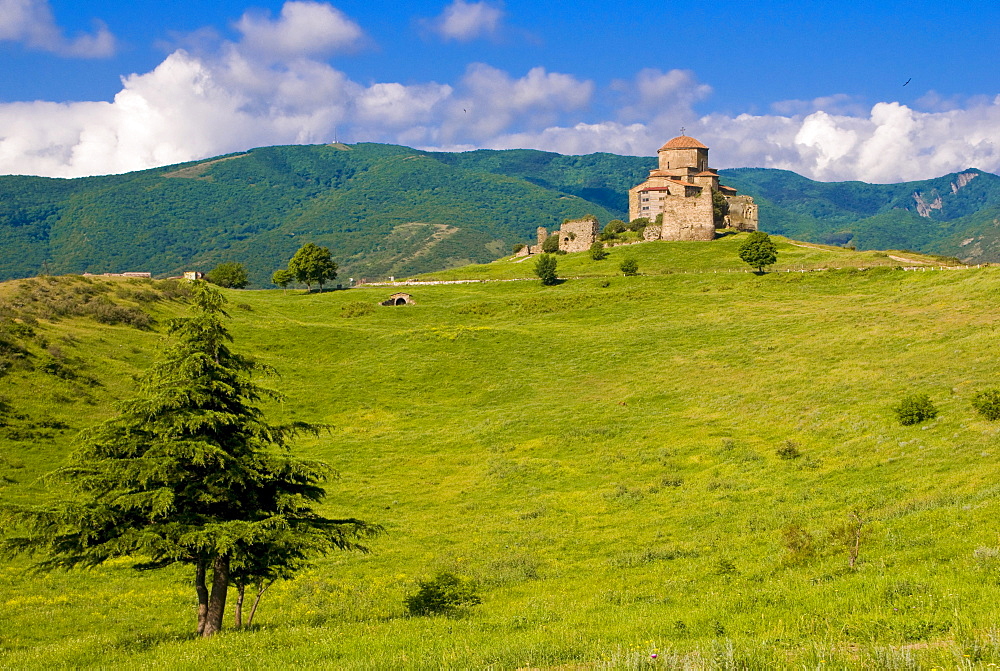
[356,264,986,287]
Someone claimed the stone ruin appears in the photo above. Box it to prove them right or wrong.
[515,217,599,256]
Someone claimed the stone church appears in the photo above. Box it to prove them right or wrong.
[629,134,758,241]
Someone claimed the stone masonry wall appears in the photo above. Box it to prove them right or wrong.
[559,218,599,253]
[723,195,759,232]
[658,188,716,241]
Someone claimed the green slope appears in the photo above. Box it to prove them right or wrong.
[4,240,1000,668]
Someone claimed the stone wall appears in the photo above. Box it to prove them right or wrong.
[559,218,599,253]
[723,195,759,232]
[658,188,716,241]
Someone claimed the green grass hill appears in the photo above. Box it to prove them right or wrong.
[3,236,1000,668]
[3,143,1000,288]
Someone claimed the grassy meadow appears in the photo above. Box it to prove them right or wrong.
[3,236,1000,668]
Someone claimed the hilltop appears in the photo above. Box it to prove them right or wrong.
[3,237,1000,668]
[2,143,1000,286]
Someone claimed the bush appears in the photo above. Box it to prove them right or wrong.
[972,388,1000,420]
[405,572,481,616]
[627,217,650,232]
[511,243,525,254]
[534,254,558,285]
[602,220,627,240]
[894,394,938,425]
[541,234,560,254]
[205,262,249,289]
[589,241,608,261]
[620,258,638,276]
[775,440,801,459]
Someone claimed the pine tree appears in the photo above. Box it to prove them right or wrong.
[2,282,379,636]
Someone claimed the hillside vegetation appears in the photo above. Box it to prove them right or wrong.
[3,142,1000,287]
[3,237,1000,668]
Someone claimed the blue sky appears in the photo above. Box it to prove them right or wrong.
[1,0,999,181]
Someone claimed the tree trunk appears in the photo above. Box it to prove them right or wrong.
[246,581,272,627]
[201,554,230,637]
[234,583,245,629]
[195,560,209,637]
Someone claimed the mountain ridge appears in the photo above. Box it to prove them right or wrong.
[2,142,1000,285]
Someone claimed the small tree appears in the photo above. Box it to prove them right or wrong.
[534,254,558,285]
[589,241,608,261]
[738,231,778,273]
[827,509,867,569]
[288,243,338,292]
[206,262,249,289]
[620,258,638,276]
[894,393,938,425]
[972,388,1000,420]
[271,269,295,293]
[541,234,560,254]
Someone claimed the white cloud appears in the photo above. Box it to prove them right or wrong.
[427,0,504,41]
[613,68,712,125]
[235,1,364,58]
[2,5,1000,184]
[0,0,115,57]
[771,93,867,117]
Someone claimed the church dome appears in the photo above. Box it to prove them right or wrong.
[659,135,708,151]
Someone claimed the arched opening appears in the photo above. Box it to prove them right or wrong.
[395,297,407,305]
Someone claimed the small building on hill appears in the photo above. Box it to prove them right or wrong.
[629,135,758,240]
[381,292,414,306]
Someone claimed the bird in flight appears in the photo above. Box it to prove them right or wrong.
[903,78,912,86]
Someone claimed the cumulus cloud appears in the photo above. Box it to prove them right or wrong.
[235,1,364,58]
[426,0,504,41]
[2,4,1000,184]
[0,2,589,177]
[0,0,115,57]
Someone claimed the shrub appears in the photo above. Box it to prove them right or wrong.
[205,262,249,289]
[781,523,816,563]
[603,220,627,237]
[404,572,481,616]
[894,393,938,426]
[972,388,1000,420]
[620,258,638,276]
[627,217,650,232]
[589,241,608,261]
[541,234,560,254]
[534,254,558,285]
[775,440,801,459]
[511,243,525,254]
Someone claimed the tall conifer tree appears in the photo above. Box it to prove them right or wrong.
[2,282,379,636]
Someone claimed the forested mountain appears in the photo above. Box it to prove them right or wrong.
[721,168,1000,262]
[2,142,1000,286]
